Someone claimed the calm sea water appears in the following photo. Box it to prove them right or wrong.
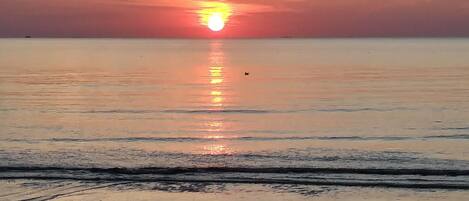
[1,38,469,199]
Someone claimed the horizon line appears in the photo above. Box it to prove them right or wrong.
[2,36,469,40]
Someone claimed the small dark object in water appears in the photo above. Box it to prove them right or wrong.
[25,36,31,38]
[245,72,250,76]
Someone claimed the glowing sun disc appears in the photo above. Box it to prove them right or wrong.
[208,13,225,32]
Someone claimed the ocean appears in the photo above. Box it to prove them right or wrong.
[1,38,469,200]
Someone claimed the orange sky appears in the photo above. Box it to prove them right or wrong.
[1,0,469,37]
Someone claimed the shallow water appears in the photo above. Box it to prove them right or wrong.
[1,38,469,199]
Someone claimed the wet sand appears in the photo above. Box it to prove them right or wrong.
[2,180,469,201]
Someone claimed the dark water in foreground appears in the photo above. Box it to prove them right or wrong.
[0,38,469,200]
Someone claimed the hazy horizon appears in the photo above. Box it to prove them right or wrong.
[3,36,469,39]
[2,0,469,38]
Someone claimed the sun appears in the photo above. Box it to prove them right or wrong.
[208,13,225,32]
[198,2,231,32]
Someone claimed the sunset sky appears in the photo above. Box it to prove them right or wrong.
[1,0,469,38]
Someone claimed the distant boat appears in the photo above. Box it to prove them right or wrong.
[25,36,32,38]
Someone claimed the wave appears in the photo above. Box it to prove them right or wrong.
[75,109,156,114]
[4,135,469,143]
[437,127,469,131]
[1,166,468,176]
[312,107,411,113]
[0,108,16,112]
[64,107,410,115]
[67,109,276,114]
[162,109,274,114]
[0,136,410,143]
[1,166,468,190]
[426,134,469,139]
[2,176,468,190]
[162,108,409,114]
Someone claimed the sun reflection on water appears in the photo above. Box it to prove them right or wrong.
[209,41,225,108]
[206,120,223,132]
[202,144,231,155]
[199,41,232,154]
[210,78,223,85]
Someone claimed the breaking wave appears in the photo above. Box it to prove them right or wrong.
[1,166,468,190]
